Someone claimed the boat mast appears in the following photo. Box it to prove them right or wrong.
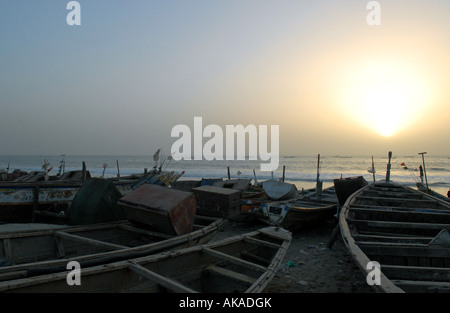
[385,151,392,182]
[316,153,322,200]
[418,152,429,193]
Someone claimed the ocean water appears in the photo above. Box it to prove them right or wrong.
[1,154,449,197]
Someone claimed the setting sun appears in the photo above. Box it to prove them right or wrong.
[341,59,432,137]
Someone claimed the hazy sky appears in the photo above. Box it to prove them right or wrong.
[1,1,449,157]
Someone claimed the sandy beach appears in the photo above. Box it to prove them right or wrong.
[213,219,374,293]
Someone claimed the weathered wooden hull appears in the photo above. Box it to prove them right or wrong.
[0,216,227,283]
[0,226,291,293]
[339,181,450,293]
[0,180,137,223]
[259,199,337,231]
[242,186,338,231]
[264,201,337,231]
[0,171,182,223]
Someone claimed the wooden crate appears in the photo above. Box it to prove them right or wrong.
[192,186,242,218]
[118,184,197,236]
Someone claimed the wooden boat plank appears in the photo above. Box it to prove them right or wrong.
[391,279,450,293]
[117,224,174,240]
[353,234,433,244]
[349,204,450,214]
[357,241,429,248]
[382,264,450,282]
[347,218,450,230]
[206,265,256,285]
[243,236,281,250]
[357,243,450,258]
[0,270,27,282]
[54,231,127,251]
[127,261,197,293]
[201,247,267,272]
[361,190,424,199]
[354,195,439,204]
[349,207,450,218]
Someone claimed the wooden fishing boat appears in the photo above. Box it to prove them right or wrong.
[260,198,338,231]
[242,185,338,231]
[0,170,183,223]
[339,181,450,293]
[0,215,227,283]
[0,226,291,293]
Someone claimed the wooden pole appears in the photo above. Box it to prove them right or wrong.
[116,160,120,178]
[32,186,39,223]
[316,154,321,185]
[253,169,258,185]
[82,161,86,183]
[418,152,429,193]
[282,165,286,182]
[227,167,231,180]
[371,156,376,182]
[385,151,392,182]
[316,154,322,200]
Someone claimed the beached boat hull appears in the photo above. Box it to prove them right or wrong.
[0,216,227,283]
[0,179,137,223]
[242,186,338,231]
[0,171,182,223]
[261,199,338,231]
[339,181,450,293]
[0,226,291,293]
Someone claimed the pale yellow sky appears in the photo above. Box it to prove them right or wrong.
[1,1,449,156]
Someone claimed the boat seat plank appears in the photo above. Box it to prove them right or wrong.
[0,270,27,282]
[382,265,450,282]
[355,196,438,203]
[206,265,256,285]
[357,243,450,258]
[349,204,450,214]
[353,234,432,244]
[54,231,127,251]
[243,236,280,249]
[391,279,450,293]
[357,241,429,248]
[127,261,197,293]
[361,191,424,199]
[347,219,450,230]
[201,247,267,272]
[118,224,174,240]
[349,207,450,217]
